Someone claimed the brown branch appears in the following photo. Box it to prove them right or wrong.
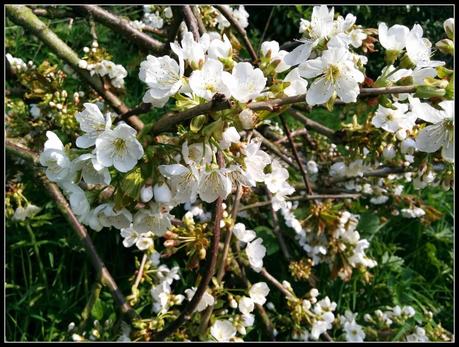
[6,139,138,321]
[258,267,295,299]
[182,5,200,41]
[191,6,206,35]
[239,193,361,211]
[215,5,258,62]
[31,6,76,19]
[6,5,143,131]
[288,108,339,141]
[280,115,314,195]
[152,151,224,341]
[75,5,165,53]
[266,190,292,261]
[142,25,167,36]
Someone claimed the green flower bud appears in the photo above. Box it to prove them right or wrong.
[435,39,454,55]
[415,85,446,99]
[444,18,454,40]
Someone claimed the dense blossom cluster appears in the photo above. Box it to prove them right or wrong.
[13,4,452,342]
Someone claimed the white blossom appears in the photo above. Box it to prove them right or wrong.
[245,238,266,272]
[210,320,237,342]
[222,62,267,103]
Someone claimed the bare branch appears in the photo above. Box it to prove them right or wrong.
[182,5,200,41]
[215,5,258,62]
[75,5,165,53]
[191,6,206,35]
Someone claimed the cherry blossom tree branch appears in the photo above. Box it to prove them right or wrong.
[75,5,165,53]
[5,138,139,322]
[6,5,144,131]
[152,151,224,341]
[280,115,314,195]
[182,5,200,41]
[252,130,299,170]
[215,5,258,62]
[191,6,206,35]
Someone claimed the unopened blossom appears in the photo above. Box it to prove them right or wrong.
[140,185,154,203]
[245,238,266,272]
[249,282,270,305]
[222,62,267,103]
[371,103,416,133]
[210,320,237,342]
[95,123,144,173]
[189,58,232,100]
[443,18,454,39]
[185,287,215,312]
[139,55,184,107]
[153,183,172,203]
[233,223,256,243]
[299,46,364,105]
[39,131,72,183]
[412,100,454,162]
[238,108,258,129]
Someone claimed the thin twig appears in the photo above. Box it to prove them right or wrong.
[215,5,258,62]
[239,193,361,211]
[132,254,148,290]
[258,267,295,299]
[6,139,138,321]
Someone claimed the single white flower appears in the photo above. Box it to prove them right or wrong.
[343,321,366,342]
[95,123,144,172]
[249,282,270,305]
[406,24,444,68]
[245,237,266,272]
[39,131,72,183]
[210,320,236,342]
[299,46,364,105]
[378,23,409,52]
[189,58,232,101]
[261,40,290,72]
[371,103,416,133]
[222,62,267,103]
[120,224,141,248]
[62,183,91,218]
[412,99,454,162]
[238,296,255,316]
[208,34,232,60]
[139,55,184,107]
[73,153,111,185]
[233,223,256,243]
[184,287,215,312]
[133,203,172,237]
[243,140,272,185]
[140,185,154,203]
[232,5,249,29]
[170,31,209,68]
[197,167,232,203]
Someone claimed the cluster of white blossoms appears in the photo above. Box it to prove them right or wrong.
[142,5,173,29]
[150,262,183,314]
[210,281,270,341]
[12,203,41,221]
[233,223,266,272]
[39,103,144,230]
[295,210,376,277]
[337,310,366,342]
[79,59,128,89]
[6,53,29,73]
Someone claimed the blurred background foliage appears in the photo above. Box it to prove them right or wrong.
[5,5,454,341]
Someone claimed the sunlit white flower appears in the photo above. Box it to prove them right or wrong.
[73,153,111,185]
[189,58,232,100]
[197,166,232,203]
[185,287,215,312]
[378,23,409,53]
[343,321,366,342]
[232,5,249,28]
[371,103,416,133]
[283,68,308,97]
[139,55,184,107]
[222,62,267,103]
[299,46,364,105]
[95,123,144,172]
[233,223,256,243]
[159,164,200,204]
[170,31,209,68]
[208,34,232,60]
[219,126,240,149]
[249,282,270,305]
[406,24,444,68]
[133,203,172,237]
[210,320,236,342]
[412,99,454,162]
[261,40,290,72]
[243,140,272,185]
[238,296,255,315]
[245,238,266,272]
[39,131,72,183]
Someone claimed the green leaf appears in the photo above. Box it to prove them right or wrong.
[91,298,105,321]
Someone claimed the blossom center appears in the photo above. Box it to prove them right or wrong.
[113,138,127,153]
[325,64,340,82]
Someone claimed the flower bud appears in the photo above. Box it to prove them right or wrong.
[382,144,396,160]
[415,85,446,99]
[141,185,153,202]
[229,298,238,309]
[198,247,206,260]
[238,109,257,129]
[443,18,454,40]
[92,40,99,48]
[435,39,454,55]
[153,183,172,203]
[164,239,178,248]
